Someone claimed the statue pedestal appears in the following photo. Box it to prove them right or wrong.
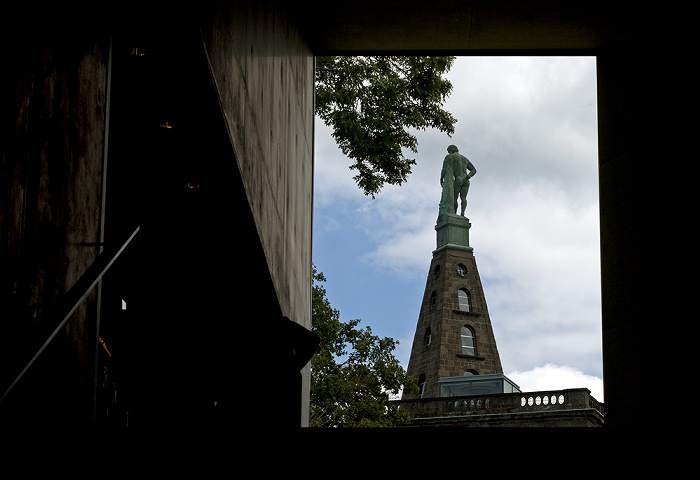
[434,213,473,254]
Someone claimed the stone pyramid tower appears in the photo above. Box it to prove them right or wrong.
[403,146,502,399]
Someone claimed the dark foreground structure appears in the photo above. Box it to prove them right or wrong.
[1,1,664,428]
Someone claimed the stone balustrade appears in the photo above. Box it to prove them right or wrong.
[392,388,604,426]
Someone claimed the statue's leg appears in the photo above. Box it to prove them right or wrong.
[453,178,463,214]
[460,185,469,215]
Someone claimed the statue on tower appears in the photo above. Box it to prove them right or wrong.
[439,145,477,218]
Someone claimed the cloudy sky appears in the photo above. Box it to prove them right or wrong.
[311,56,603,400]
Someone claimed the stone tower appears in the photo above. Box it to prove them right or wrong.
[403,213,502,399]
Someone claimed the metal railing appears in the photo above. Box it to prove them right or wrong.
[0,226,140,404]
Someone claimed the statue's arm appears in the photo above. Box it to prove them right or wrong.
[466,160,477,179]
[440,158,448,186]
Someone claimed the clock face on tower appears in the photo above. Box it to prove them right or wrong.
[456,264,467,277]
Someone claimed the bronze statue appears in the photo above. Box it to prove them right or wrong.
[439,145,476,217]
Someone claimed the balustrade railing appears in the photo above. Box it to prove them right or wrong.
[392,388,604,420]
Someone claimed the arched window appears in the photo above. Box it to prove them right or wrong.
[418,374,426,398]
[424,327,432,350]
[429,291,437,311]
[458,288,471,312]
[461,326,476,356]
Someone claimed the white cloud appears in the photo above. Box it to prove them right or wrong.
[355,178,437,278]
[507,364,604,402]
[470,180,601,372]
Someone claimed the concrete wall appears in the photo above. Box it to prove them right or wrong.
[596,44,657,428]
[198,2,315,425]
[0,19,111,422]
[199,3,314,330]
[300,1,639,53]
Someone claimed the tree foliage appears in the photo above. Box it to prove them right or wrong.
[310,266,417,427]
[315,56,457,197]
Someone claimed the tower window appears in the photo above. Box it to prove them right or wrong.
[418,374,426,398]
[461,326,476,356]
[429,291,437,311]
[433,264,441,279]
[424,327,432,350]
[458,288,471,312]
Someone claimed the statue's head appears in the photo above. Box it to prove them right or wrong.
[447,145,459,154]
